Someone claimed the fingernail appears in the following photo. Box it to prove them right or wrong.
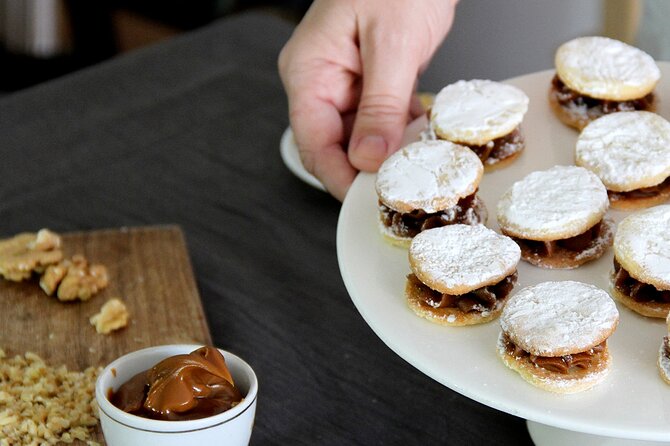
[352,135,388,161]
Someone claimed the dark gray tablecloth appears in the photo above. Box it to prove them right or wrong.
[0,12,533,445]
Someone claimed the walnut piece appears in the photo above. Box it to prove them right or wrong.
[0,229,63,281]
[40,254,109,301]
[0,348,100,445]
[89,298,129,334]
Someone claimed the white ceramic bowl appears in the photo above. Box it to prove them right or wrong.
[95,344,258,446]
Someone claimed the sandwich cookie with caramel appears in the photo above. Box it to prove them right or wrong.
[498,281,619,394]
[611,205,670,318]
[576,111,670,210]
[497,165,613,269]
[550,36,660,130]
[406,224,520,326]
[376,140,487,247]
[658,313,670,385]
[429,79,529,170]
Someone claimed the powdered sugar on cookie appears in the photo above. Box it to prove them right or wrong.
[497,165,609,240]
[576,111,670,191]
[430,79,529,145]
[614,205,670,289]
[501,281,619,356]
[376,140,483,214]
[556,36,660,101]
[409,224,520,293]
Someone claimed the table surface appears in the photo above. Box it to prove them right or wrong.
[0,12,533,445]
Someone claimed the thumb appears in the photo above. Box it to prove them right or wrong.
[348,32,419,172]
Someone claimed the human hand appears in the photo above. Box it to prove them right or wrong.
[279,0,457,201]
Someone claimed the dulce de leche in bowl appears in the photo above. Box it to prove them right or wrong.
[110,346,243,421]
[96,344,258,446]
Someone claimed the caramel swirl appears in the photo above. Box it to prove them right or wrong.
[503,334,605,376]
[380,192,484,238]
[110,346,243,421]
[613,259,670,303]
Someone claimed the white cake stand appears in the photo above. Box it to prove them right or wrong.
[336,67,670,445]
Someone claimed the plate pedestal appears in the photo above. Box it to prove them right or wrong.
[527,421,670,446]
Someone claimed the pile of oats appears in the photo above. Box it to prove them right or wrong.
[0,349,101,446]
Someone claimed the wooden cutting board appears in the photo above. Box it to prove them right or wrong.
[0,225,212,445]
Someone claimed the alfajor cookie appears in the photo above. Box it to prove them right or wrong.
[429,79,529,170]
[576,111,670,210]
[550,36,660,130]
[658,313,670,385]
[498,281,619,394]
[611,205,670,318]
[376,140,487,247]
[497,165,613,269]
[406,224,520,326]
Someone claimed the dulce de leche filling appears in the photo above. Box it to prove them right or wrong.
[457,127,524,166]
[110,346,243,421]
[613,258,670,303]
[407,271,517,314]
[380,192,484,238]
[551,74,656,119]
[508,221,603,258]
[608,176,670,203]
[502,333,606,375]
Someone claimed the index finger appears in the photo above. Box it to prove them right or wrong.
[289,95,357,201]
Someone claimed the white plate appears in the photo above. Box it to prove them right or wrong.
[280,127,326,191]
[337,66,670,441]
[280,120,425,193]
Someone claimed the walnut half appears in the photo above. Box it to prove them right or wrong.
[0,229,63,281]
[90,298,129,334]
[40,254,109,301]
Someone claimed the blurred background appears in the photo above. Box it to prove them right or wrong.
[0,0,312,92]
[0,0,656,94]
